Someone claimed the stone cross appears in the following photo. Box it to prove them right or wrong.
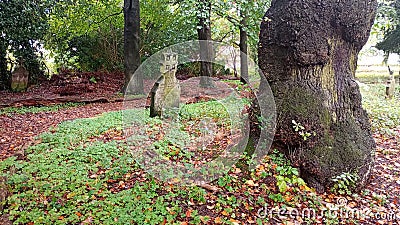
[150,51,181,117]
[11,64,29,92]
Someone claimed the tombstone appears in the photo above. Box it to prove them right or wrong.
[150,51,180,117]
[11,65,29,92]
[386,66,396,99]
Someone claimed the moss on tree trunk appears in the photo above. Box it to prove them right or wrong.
[258,0,377,192]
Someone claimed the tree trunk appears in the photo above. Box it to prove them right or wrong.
[0,39,9,90]
[197,0,214,88]
[258,0,377,192]
[239,15,249,84]
[123,0,143,94]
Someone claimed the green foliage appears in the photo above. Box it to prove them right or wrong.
[180,100,229,121]
[46,0,124,71]
[292,120,315,141]
[0,103,84,115]
[375,0,400,54]
[213,0,271,62]
[140,0,197,57]
[0,110,209,224]
[0,104,344,224]
[152,126,193,161]
[330,172,359,195]
[0,0,53,86]
[270,150,306,193]
[47,0,196,71]
[89,76,97,83]
[0,106,266,224]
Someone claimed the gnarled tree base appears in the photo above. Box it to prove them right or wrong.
[258,0,377,192]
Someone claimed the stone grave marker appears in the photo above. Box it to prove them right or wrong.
[150,51,180,117]
[11,64,29,92]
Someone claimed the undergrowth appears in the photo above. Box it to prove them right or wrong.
[0,103,84,115]
[0,101,325,224]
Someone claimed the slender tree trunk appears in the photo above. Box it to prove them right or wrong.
[123,0,143,94]
[239,15,249,84]
[258,0,377,192]
[0,39,9,90]
[197,0,214,88]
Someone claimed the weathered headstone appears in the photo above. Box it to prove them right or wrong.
[150,51,180,117]
[386,66,396,99]
[11,65,29,92]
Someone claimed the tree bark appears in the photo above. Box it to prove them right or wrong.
[123,0,143,94]
[0,38,9,90]
[197,0,214,88]
[258,0,377,192]
[239,15,249,84]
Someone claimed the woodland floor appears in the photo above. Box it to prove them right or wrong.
[1,72,400,224]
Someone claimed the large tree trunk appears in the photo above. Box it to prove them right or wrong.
[258,0,377,192]
[123,0,143,94]
[197,0,214,88]
[239,15,249,84]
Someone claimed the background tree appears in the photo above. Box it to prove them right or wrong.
[196,0,214,87]
[214,0,271,83]
[123,0,142,94]
[47,0,196,75]
[0,0,52,90]
[46,0,124,71]
[258,0,377,192]
[375,0,400,55]
[140,0,197,57]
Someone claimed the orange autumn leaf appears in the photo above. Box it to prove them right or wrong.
[285,195,293,202]
[186,209,192,218]
[214,217,223,224]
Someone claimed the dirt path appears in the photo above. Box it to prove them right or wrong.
[0,102,132,160]
[0,78,238,160]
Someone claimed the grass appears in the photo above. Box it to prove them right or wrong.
[360,84,400,136]
[356,64,399,84]
[0,103,84,115]
[356,72,399,84]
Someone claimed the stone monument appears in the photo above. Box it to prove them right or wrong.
[11,64,29,92]
[150,51,180,117]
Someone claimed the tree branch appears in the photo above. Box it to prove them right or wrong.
[214,10,240,26]
[86,9,124,35]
